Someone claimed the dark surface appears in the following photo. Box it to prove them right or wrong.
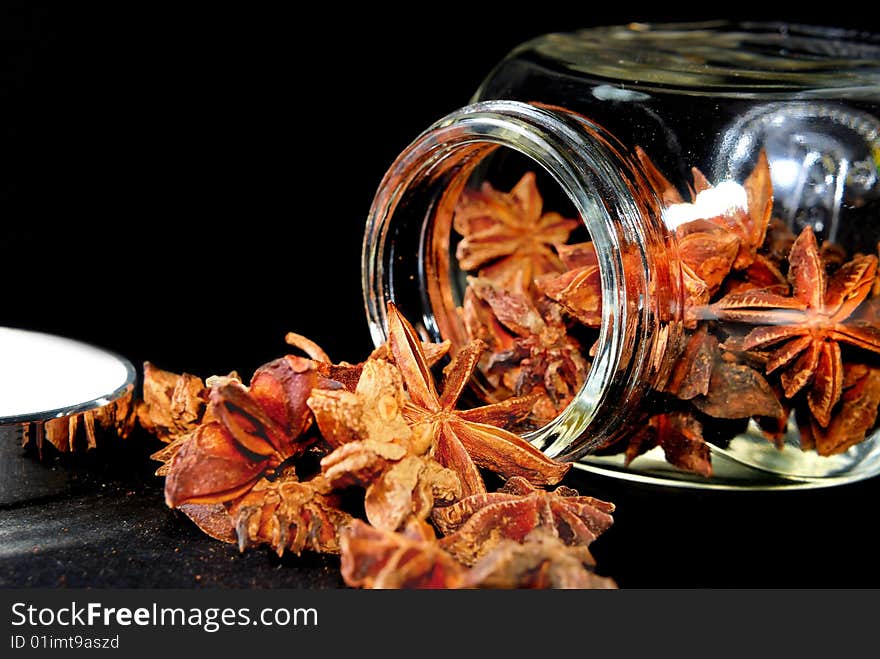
[3,423,880,588]
[0,427,345,588]
[4,6,880,589]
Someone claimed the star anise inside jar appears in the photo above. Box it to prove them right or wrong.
[448,151,880,477]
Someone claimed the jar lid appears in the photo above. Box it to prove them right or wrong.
[0,327,135,448]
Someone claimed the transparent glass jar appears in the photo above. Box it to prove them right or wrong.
[362,22,880,489]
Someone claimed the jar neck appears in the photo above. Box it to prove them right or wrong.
[362,100,683,461]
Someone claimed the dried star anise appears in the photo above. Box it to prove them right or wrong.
[624,410,712,477]
[162,358,320,508]
[228,471,352,556]
[433,476,614,566]
[137,362,208,442]
[467,528,617,589]
[709,226,880,429]
[309,357,461,531]
[535,242,602,328]
[340,518,471,589]
[387,302,571,498]
[138,316,616,588]
[466,276,589,421]
[799,363,880,456]
[637,146,772,271]
[449,152,880,475]
[453,172,579,287]
[340,519,616,589]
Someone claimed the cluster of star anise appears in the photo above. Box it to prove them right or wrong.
[137,304,616,589]
[451,151,880,476]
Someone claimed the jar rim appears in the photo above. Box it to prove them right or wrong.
[362,100,678,460]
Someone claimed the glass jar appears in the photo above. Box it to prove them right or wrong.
[362,22,880,489]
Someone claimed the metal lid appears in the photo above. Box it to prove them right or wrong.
[0,327,136,452]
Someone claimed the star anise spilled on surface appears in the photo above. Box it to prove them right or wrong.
[339,476,616,590]
[159,355,323,510]
[433,476,614,566]
[709,226,880,431]
[309,357,462,532]
[386,301,571,498]
[135,304,618,588]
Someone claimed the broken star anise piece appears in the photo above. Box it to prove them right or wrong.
[310,357,461,531]
[453,172,579,287]
[227,472,352,556]
[161,354,329,509]
[433,476,614,566]
[307,358,411,448]
[468,528,617,589]
[467,276,590,419]
[709,226,880,427]
[322,442,460,533]
[340,518,471,589]
[624,411,712,478]
[387,302,571,498]
[163,421,272,508]
[800,363,880,456]
[675,219,741,297]
[691,358,784,421]
[663,326,716,400]
[137,363,208,442]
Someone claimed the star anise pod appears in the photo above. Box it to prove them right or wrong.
[467,528,617,589]
[137,363,210,443]
[537,240,655,330]
[387,302,571,498]
[308,358,461,531]
[433,476,614,566]
[227,471,352,556]
[637,146,772,271]
[799,363,880,456]
[537,230,723,331]
[624,410,712,477]
[307,357,412,448]
[161,354,326,509]
[453,172,579,287]
[642,325,784,475]
[286,329,452,393]
[461,285,517,355]
[466,276,589,420]
[534,241,602,328]
[675,219,741,297]
[709,226,880,427]
[322,442,460,532]
[340,518,471,589]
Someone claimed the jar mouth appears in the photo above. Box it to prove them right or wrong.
[362,101,677,461]
[513,21,880,97]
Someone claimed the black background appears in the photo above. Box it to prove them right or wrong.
[4,5,880,589]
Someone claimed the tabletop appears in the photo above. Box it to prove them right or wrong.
[3,423,879,589]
